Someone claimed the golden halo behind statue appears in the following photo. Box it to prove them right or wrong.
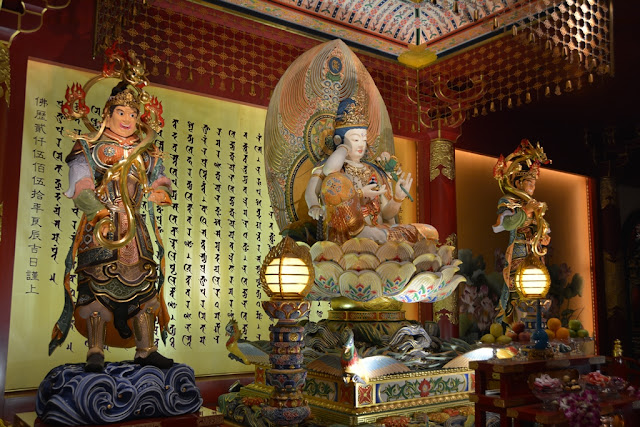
[264,39,394,234]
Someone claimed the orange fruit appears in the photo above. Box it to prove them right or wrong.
[545,329,555,340]
[555,327,570,340]
[547,317,562,332]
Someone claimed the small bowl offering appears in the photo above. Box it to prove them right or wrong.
[529,373,564,410]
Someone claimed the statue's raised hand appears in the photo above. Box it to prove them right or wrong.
[361,183,386,199]
[394,172,413,201]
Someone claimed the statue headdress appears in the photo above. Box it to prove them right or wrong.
[493,139,550,197]
[103,82,141,118]
[61,43,164,143]
[334,92,368,139]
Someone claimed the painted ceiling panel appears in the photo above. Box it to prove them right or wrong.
[268,0,518,45]
[213,1,569,58]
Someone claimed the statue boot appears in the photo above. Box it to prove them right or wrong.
[85,311,107,372]
[133,302,173,369]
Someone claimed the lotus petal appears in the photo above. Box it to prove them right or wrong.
[392,271,441,303]
[413,239,438,257]
[425,274,466,303]
[375,261,416,295]
[376,241,414,262]
[413,253,442,272]
[312,261,344,298]
[339,270,382,302]
[438,245,456,266]
[310,241,343,262]
[341,237,378,255]
[342,253,380,271]
[438,264,460,284]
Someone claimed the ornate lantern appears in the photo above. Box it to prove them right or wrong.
[260,236,314,300]
[514,254,551,352]
[259,237,313,425]
[514,254,551,300]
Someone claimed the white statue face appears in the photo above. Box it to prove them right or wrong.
[106,105,138,138]
[344,128,367,162]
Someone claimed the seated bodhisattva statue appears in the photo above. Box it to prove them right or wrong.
[305,94,437,245]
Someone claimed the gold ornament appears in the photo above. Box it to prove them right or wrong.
[430,138,454,181]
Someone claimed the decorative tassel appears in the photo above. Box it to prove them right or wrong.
[565,80,573,92]
[525,92,532,104]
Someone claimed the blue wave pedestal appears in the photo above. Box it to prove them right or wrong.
[36,362,203,425]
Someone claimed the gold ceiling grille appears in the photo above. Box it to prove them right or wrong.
[93,0,612,136]
[405,0,612,130]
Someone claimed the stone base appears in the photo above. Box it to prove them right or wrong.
[36,362,202,425]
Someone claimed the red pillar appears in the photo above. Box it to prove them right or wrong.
[416,137,432,324]
[416,126,461,339]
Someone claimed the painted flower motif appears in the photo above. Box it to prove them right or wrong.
[459,284,477,314]
[479,284,489,297]
[418,379,431,397]
[557,263,572,282]
[384,276,405,293]
[476,296,495,331]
